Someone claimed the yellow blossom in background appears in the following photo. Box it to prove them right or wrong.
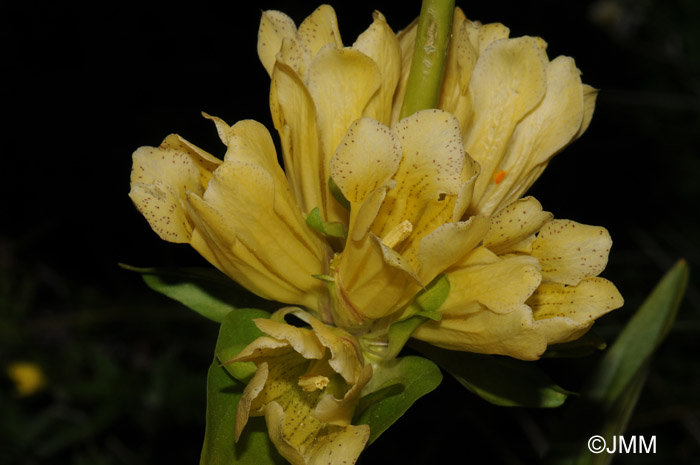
[229,307,371,465]
[129,4,622,361]
[7,361,46,397]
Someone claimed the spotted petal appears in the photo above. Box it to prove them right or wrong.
[528,277,624,344]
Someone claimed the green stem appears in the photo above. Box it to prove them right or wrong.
[399,0,455,119]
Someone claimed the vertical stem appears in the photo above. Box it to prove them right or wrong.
[399,0,455,119]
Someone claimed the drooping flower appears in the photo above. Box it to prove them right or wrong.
[229,307,372,465]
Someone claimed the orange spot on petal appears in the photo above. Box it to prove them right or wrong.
[493,170,507,184]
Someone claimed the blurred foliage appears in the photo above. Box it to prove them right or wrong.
[0,236,218,464]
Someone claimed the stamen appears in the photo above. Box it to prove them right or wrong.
[298,375,329,392]
[382,220,413,248]
[493,170,507,184]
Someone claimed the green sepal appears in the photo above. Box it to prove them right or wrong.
[412,341,571,408]
[120,264,276,322]
[354,355,442,445]
[305,207,348,239]
[200,308,286,465]
[385,274,449,358]
[328,177,351,211]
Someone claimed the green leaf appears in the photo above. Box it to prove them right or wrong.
[215,308,270,383]
[545,260,689,465]
[200,308,286,465]
[200,363,286,465]
[412,341,570,408]
[586,259,689,409]
[543,331,607,358]
[120,264,277,322]
[354,355,442,444]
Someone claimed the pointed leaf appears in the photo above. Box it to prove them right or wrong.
[200,308,286,465]
[586,259,688,408]
[120,264,276,322]
[354,355,442,444]
[412,341,570,408]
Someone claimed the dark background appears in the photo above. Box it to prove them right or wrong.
[2,0,699,463]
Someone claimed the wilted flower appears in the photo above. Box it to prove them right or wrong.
[229,307,371,465]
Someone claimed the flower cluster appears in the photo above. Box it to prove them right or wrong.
[129,5,622,464]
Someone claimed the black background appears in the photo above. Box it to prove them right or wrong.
[3,1,699,463]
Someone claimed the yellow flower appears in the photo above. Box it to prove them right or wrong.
[259,5,402,227]
[229,308,371,465]
[395,8,597,216]
[129,119,332,314]
[413,197,624,360]
[129,4,621,358]
[326,110,488,329]
[7,361,46,397]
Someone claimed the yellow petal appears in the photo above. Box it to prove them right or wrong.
[235,361,269,441]
[306,313,365,384]
[298,5,343,58]
[390,17,417,126]
[334,233,421,325]
[186,167,327,311]
[476,23,510,52]
[330,118,401,205]
[464,20,511,55]
[353,11,402,125]
[330,117,401,240]
[437,7,467,115]
[373,110,464,239]
[270,61,324,217]
[129,145,206,243]
[307,46,381,222]
[417,215,490,284]
[531,219,612,285]
[159,133,222,184]
[350,184,392,242]
[442,254,542,314]
[529,278,624,322]
[528,277,624,344]
[265,401,369,465]
[257,10,299,77]
[314,364,372,426]
[205,160,324,283]
[464,36,548,207]
[231,336,293,363]
[277,36,311,77]
[253,318,326,360]
[575,84,598,140]
[483,196,553,255]
[413,303,547,361]
[475,56,586,215]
